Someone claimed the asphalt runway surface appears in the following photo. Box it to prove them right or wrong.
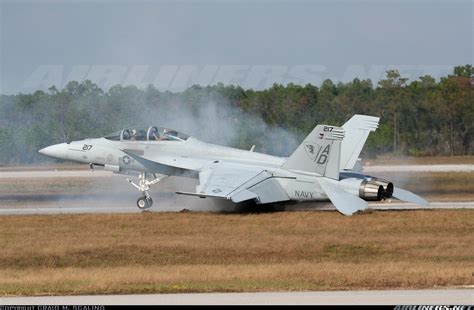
[0,193,472,215]
[1,289,473,305]
[0,166,473,215]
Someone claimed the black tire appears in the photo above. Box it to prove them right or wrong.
[146,196,153,207]
[137,196,152,210]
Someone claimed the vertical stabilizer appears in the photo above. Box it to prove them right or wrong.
[340,115,379,170]
[282,125,344,180]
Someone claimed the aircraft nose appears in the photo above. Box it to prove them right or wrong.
[38,143,69,160]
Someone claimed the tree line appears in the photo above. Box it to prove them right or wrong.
[0,65,472,165]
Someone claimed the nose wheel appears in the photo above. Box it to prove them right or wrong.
[137,196,153,209]
[127,172,161,210]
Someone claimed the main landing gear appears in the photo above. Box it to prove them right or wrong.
[136,196,153,210]
[127,172,161,210]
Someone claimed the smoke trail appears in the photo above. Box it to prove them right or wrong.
[136,95,301,157]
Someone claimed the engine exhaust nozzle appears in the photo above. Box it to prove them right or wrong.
[359,180,385,201]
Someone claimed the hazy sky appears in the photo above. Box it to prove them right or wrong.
[1,0,472,94]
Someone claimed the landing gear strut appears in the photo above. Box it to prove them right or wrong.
[127,172,161,210]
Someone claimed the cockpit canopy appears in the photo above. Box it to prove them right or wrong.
[104,126,189,142]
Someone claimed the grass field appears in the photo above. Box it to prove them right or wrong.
[0,210,472,296]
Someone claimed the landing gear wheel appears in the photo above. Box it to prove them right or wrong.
[137,196,153,210]
[146,196,153,207]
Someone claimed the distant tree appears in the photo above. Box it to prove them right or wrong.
[377,70,408,154]
[0,66,472,165]
[453,65,473,78]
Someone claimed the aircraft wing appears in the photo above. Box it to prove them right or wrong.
[123,150,290,204]
[122,150,198,177]
[177,162,290,204]
[123,149,208,171]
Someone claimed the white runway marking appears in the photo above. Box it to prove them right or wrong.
[1,289,473,305]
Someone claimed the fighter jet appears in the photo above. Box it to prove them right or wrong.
[38,115,428,215]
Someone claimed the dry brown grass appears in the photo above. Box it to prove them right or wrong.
[0,210,472,296]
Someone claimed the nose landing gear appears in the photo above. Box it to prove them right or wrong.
[127,172,161,210]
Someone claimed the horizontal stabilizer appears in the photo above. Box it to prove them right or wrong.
[318,178,368,216]
[393,187,429,206]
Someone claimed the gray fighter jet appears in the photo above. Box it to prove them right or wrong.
[39,115,428,215]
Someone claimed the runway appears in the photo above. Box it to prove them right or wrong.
[0,166,472,215]
[1,289,473,305]
[0,197,472,215]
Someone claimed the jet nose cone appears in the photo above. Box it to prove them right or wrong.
[38,143,69,160]
[38,147,48,155]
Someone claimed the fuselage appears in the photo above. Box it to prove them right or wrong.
[39,131,389,204]
[39,136,341,202]
[38,118,429,214]
[40,137,285,169]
